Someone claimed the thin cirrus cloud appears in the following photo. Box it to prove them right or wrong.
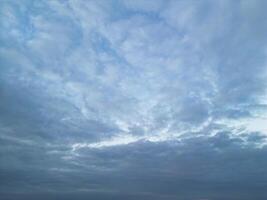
[0,0,267,200]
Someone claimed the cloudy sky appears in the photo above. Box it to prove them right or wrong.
[1,0,267,199]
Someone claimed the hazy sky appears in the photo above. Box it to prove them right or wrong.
[1,0,267,199]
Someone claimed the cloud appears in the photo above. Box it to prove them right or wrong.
[1,0,267,199]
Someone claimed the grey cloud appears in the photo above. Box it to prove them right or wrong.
[2,132,266,199]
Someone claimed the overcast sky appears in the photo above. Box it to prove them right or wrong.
[1,0,267,199]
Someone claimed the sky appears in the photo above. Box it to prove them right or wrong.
[1,0,267,199]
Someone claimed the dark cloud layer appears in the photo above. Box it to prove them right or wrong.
[1,0,267,199]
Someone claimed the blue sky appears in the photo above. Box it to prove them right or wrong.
[1,0,267,199]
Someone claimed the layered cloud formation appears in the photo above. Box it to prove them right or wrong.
[1,0,267,199]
